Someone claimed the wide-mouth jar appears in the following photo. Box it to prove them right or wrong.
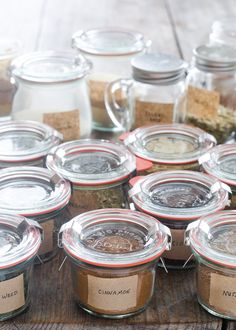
[129,170,230,268]
[59,208,171,318]
[0,213,42,320]
[0,166,71,263]
[185,211,236,320]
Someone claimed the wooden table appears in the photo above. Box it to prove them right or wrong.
[0,0,236,329]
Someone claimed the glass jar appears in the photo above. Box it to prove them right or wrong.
[10,51,92,141]
[209,17,236,48]
[129,170,230,269]
[180,44,236,144]
[0,166,71,263]
[59,208,171,318]
[105,53,187,131]
[185,211,236,320]
[72,28,151,132]
[0,213,42,320]
[0,120,62,168]
[122,124,216,174]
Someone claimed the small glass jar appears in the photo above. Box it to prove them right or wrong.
[0,213,42,320]
[180,44,236,144]
[209,17,236,48]
[72,28,151,132]
[59,208,171,318]
[10,51,92,141]
[0,120,62,168]
[105,53,187,131]
[0,166,71,263]
[129,170,230,269]
[185,211,236,320]
[122,124,216,174]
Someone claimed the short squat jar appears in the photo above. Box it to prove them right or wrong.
[122,124,216,174]
[129,170,230,269]
[0,213,42,320]
[59,208,171,318]
[0,120,62,168]
[185,211,236,320]
[0,166,71,263]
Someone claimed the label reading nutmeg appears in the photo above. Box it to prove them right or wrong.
[38,220,54,255]
[87,274,138,312]
[0,274,25,314]
[164,229,192,260]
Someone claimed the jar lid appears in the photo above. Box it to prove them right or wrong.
[131,53,188,84]
[59,208,171,268]
[0,120,62,163]
[0,39,21,59]
[11,51,92,83]
[0,213,42,269]
[129,171,230,221]
[0,167,71,216]
[124,124,216,165]
[72,28,149,55]
[46,139,136,186]
[185,211,236,268]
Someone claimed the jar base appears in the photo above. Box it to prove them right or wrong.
[198,297,236,320]
[0,302,29,321]
[92,122,123,133]
[34,249,58,265]
[158,258,195,270]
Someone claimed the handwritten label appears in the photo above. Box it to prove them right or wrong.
[38,220,54,255]
[164,229,192,260]
[0,274,25,314]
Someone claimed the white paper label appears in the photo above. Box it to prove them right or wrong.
[164,228,192,260]
[0,274,25,314]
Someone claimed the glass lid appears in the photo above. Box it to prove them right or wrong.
[46,139,136,185]
[0,120,62,163]
[59,208,171,268]
[124,124,216,164]
[0,213,42,269]
[129,171,230,220]
[0,166,71,216]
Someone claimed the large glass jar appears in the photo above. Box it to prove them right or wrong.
[72,28,151,132]
[181,44,236,144]
[209,17,236,48]
[0,213,42,321]
[59,208,171,318]
[10,51,92,141]
[106,53,187,131]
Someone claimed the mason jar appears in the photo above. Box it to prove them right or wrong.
[72,28,151,132]
[59,208,171,318]
[0,213,42,320]
[209,17,236,48]
[10,51,92,141]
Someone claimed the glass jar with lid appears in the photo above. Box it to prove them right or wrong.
[72,28,151,132]
[180,44,236,144]
[0,120,62,168]
[10,51,92,141]
[0,166,71,263]
[185,211,236,320]
[209,17,236,48]
[105,53,187,131]
[129,170,230,269]
[0,213,42,320]
[59,208,171,318]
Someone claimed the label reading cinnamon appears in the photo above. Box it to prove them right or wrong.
[0,274,25,314]
[38,220,54,255]
[164,228,192,260]
[43,109,80,141]
[87,274,138,312]
[209,273,236,315]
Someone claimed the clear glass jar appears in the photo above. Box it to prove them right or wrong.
[129,170,230,269]
[122,124,216,174]
[0,166,71,263]
[180,44,236,144]
[209,17,236,48]
[0,120,62,168]
[185,211,236,320]
[105,53,187,131]
[72,28,151,132]
[59,208,171,318]
[0,213,42,320]
[10,51,92,141]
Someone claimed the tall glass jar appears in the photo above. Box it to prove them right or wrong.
[10,51,92,141]
[209,17,236,48]
[72,28,151,132]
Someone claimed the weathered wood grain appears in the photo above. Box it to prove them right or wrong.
[228,322,236,330]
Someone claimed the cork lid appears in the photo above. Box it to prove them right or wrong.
[59,208,171,268]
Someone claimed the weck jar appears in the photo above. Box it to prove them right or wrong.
[10,51,92,141]
[72,28,151,132]
[129,170,230,269]
[59,208,171,318]
[0,166,71,263]
[185,210,236,320]
[0,213,42,320]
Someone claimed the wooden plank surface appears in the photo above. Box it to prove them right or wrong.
[228,322,236,330]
